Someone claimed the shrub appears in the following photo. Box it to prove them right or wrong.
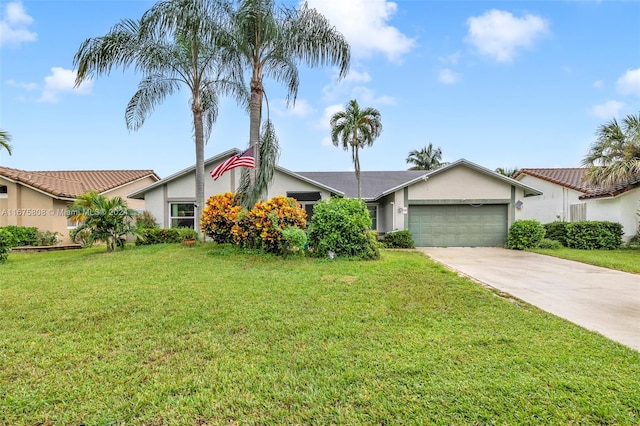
[240,196,307,254]
[544,221,569,246]
[307,197,380,260]
[281,226,307,256]
[135,210,159,229]
[201,192,245,244]
[70,227,93,247]
[537,238,563,249]
[0,228,12,263]
[383,230,415,249]
[136,228,180,245]
[34,230,60,246]
[565,221,623,250]
[506,220,545,250]
[0,226,37,247]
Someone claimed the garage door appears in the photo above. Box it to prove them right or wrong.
[409,204,508,247]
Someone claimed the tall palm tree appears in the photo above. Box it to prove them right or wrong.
[231,0,350,207]
[582,112,640,186]
[73,0,246,235]
[0,129,12,155]
[330,99,382,199]
[406,143,443,170]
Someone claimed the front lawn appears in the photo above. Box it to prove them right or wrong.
[1,244,638,425]
[532,247,640,274]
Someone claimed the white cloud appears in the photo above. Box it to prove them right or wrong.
[317,104,345,131]
[590,100,624,119]
[6,78,37,91]
[273,99,315,117]
[439,68,461,85]
[351,86,395,106]
[465,9,549,62]
[305,0,415,62]
[593,80,603,89]
[616,68,640,97]
[0,1,37,47]
[38,67,93,103]
[438,51,461,65]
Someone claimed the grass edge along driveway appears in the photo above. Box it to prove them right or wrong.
[531,247,640,274]
[1,244,639,425]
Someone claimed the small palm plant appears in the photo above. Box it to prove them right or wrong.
[68,191,139,252]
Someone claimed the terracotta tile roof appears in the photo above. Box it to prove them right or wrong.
[0,166,159,199]
[516,168,639,199]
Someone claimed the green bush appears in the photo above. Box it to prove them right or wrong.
[0,228,12,263]
[135,211,159,229]
[383,230,415,249]
[0,226,38,247]
[544,221,568,246]
[538,238,563,249]
[70,227,93,247]
[307,197,380,260]
[506,220,545,250]
[565,221,623,250]
[136,228,181,245]
[281,227,307,256]
[177,228,198,241]
[34,230,60,246]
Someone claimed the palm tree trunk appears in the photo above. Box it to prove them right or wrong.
[249,75,263,196]
[354,145,361,199]
[193,107,206,237]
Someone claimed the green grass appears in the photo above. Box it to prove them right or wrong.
[532,247,640,274]
[1,244,639,425]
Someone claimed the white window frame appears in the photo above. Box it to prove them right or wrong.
[367,204,379,231]
[169,202,196,229]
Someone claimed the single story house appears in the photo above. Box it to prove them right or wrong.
[515,168,639,240]
[0,166,160,243]
[129,149,542,247]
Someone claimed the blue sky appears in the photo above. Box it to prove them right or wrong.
[1,0,639,178]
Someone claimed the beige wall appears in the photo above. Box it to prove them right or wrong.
[102,175,159,211]
[409,166,512,200]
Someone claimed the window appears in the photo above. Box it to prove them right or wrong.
[367,205,378,231]
[287,191,321,222]
[0,185,6,199]
[570,203,586,222]
[170,203,195,229]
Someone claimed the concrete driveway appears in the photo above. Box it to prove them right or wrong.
[419,247,640,351]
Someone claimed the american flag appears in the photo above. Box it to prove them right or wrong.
[209,147,255,180]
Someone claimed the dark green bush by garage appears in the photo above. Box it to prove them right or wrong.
[565,221,623,250]
[506,220,545,250]
[383,230,415,249]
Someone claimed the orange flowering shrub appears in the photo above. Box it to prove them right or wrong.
[200,192,246,244]
[242,196,307,253]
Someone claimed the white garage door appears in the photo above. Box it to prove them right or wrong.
[409,204,508,247]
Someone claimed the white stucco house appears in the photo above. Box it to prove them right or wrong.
[515,168,639,240]
[128,149,543,247]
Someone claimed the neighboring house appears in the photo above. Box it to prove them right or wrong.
[0,167,160,243]
[515,168,640,240]
[129,149,542,247]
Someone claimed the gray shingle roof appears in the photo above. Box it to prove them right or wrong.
[296,171,429,200]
